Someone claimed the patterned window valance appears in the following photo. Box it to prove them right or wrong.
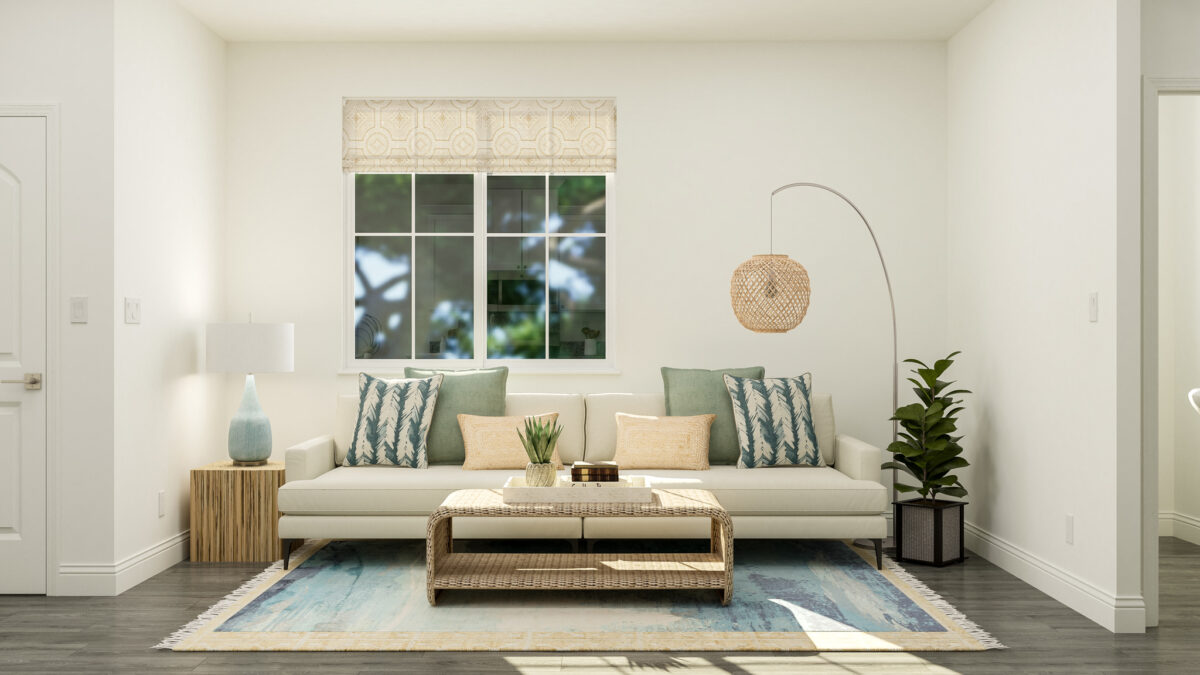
[342,98,616,173]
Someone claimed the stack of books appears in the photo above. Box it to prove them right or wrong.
[570,461,619,483]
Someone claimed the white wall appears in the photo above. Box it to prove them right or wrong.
[112,0,227,592]
[1158,95,1200,545]
[0,0,118,593]
[947,0,1144,632]
[226,41,949,475]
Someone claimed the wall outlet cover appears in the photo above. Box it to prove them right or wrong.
[124,297,141,324]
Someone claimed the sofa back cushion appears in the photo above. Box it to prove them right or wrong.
[583,393,667,462]
[505,393,585,465]
[583,392,837,466]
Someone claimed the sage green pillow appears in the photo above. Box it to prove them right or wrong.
[662,366,765,465]
[404,366,508,465]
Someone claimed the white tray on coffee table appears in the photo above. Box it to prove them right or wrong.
[501,476,652,503]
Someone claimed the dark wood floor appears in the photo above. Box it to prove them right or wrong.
[1,538,1197,674]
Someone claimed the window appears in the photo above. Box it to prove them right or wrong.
[350,172,611,367]
[343,98,615,369]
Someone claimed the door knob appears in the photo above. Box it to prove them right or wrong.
[0,373,42,390]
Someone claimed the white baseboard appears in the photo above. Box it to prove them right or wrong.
[1159,511,1200,545]
[54,531,189,596]
[964,522,1145,633]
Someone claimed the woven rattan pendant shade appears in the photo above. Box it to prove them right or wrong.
[730,254,811,333]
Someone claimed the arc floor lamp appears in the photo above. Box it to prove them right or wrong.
[730,182,899,535]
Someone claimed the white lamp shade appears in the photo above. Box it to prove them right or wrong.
[206,323,294,374]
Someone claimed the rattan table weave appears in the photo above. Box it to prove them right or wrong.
[425,488,733,605]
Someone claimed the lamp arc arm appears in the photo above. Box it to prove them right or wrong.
[770,182,899,505]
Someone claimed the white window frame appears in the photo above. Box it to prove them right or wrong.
[342,172,617,375]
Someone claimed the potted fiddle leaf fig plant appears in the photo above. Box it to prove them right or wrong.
[519,416,564,487]
[882,351,971,566]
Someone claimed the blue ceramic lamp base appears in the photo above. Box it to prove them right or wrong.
[228,374,272,466]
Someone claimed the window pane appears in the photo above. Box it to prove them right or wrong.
[487,237,546,358]
[549,176,605,234]
[487,175,545,233]
[415,174,473,233]
[355,174,411,233]
[354,236,412,359]
[414,237,473,359]
[549,236,605,359]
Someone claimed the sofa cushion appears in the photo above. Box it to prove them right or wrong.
[725,372,824,468]
[345,373,442,468]
[460,413,562,469]
[278,464,885,517]
[405,366,508,465]
[626,466,886,516]
[278,465,537,515]
[661,366,764,465]
[612,413,714,470]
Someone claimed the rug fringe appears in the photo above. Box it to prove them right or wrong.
[881,554,1007,650]
[154,542,316,650]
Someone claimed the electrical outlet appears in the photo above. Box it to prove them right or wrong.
[124,297,141,324]
[157,490,165,518]
[1065,514,1074,545]
[69,296,88,324]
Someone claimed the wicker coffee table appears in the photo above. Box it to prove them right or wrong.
[425,488,733,606]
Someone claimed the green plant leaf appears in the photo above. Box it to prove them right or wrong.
[893,404,926,423]
[939,486,968,498]
[894,483,920,493]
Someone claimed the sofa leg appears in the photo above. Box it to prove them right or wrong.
[872,539,883,570]
[282,538,297,570]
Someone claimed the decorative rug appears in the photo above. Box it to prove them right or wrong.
[158,539,1003,652]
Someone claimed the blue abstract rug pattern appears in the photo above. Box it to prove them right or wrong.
[159,539,1002,651]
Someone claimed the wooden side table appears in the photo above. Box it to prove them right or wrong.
[190,460,285,562]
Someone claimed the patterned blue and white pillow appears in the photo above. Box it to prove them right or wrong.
[346,372,444,468]
[724,372,824,469]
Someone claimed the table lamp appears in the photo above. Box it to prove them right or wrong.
[206,320,294,466]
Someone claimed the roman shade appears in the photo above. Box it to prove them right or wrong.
[343,98,616,173]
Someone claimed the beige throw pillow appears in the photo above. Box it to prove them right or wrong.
[612,413,716,470]
[459,413,562,470]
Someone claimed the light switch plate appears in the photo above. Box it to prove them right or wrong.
[69,296,88,324]
[124,297,141,324]
[1088,292,1098,323]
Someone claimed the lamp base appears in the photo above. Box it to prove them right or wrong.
[228,374,273,465]
[232,459,268,467]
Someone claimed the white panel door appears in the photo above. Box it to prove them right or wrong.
[0,116,47,594]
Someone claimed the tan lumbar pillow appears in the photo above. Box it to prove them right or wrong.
[459,413,562,470]
[611,413,716,470]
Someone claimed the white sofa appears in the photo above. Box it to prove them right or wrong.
[279,392,888,566]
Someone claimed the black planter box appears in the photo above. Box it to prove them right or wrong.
[894,499,966,566]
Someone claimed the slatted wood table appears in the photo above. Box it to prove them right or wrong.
[426,488,733,606]
[189,461,285,562]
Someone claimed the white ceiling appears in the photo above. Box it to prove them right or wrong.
[177,0,993,43]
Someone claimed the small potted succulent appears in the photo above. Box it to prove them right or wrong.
[518,416,564,487]
[882,351,971,566]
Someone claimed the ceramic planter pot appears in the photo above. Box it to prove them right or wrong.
[525,462,557,487]
[894,499,967,566]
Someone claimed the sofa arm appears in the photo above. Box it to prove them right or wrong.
[285,435,336,482]
[835,434,883,483]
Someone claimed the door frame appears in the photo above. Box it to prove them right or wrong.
[1141,77,1200,629]
[0,103,60,594]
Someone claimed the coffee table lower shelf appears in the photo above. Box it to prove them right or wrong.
[428,551,730,605]
[424,489,734,607]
